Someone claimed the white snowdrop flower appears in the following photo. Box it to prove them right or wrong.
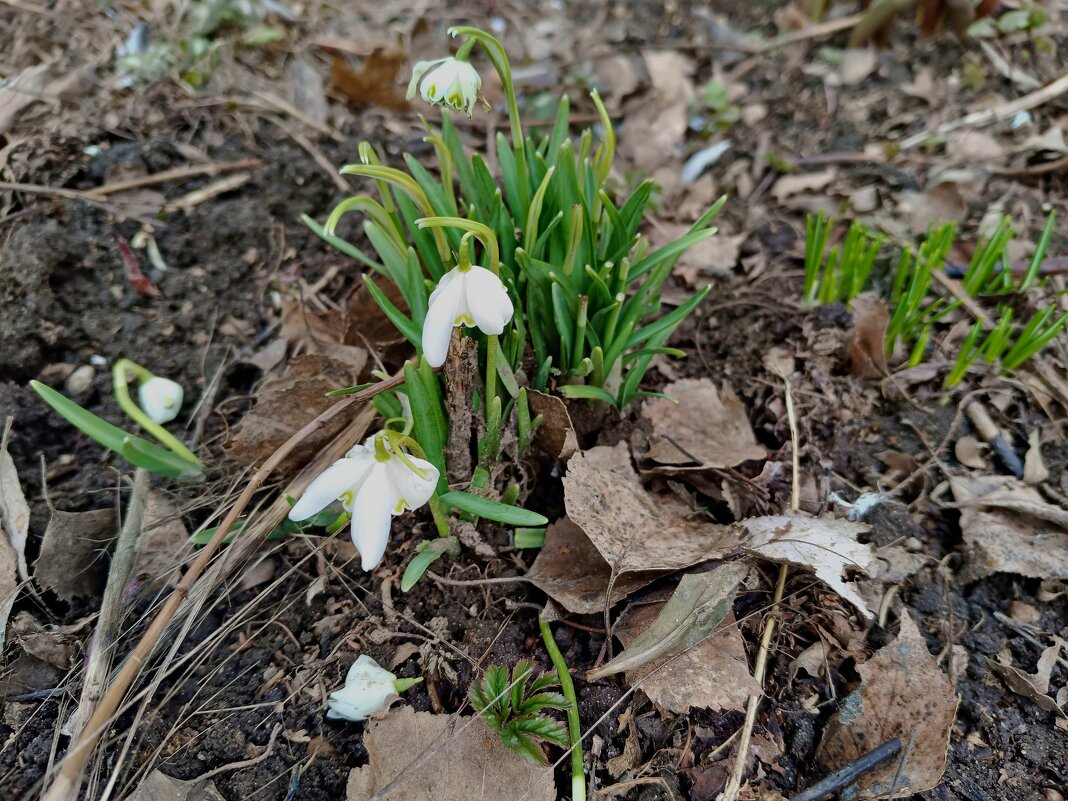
[407,57,482,117]
[288,432,438,571]
[422,264,514,368]
[326,655,421,722]
[137,376,184,424]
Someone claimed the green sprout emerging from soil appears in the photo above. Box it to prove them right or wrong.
[469,661,571,767]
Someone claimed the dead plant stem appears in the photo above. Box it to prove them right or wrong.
[41,372,406,801]
[66,468,149,741]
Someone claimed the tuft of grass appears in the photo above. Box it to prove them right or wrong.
[803,212,884,307]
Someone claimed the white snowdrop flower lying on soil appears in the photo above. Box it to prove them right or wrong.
[326,655,422,721]
[137,376,184,424]
[288,431,439,571]
[422,263,514,368]
[407,57,483,116]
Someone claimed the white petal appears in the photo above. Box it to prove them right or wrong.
[464,265,514,335]
[288,456,369,522]
[350,466,396,571]
[384,455,439,514]
[138,376,184,424]
[326,656,398,721]
[422,270,467,368]
[406,59,443,101]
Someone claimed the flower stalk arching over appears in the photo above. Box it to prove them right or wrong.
[111,358,201,467]
[326,655,422,721]
[288,430,439,571]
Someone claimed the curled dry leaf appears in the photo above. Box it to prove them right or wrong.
[346,707,554,801]
[743,514,874,619]
[950,476,1068,580]
[526,518,659,614]
[771,168,837,202]
[954,435,988,469]
[34,508,116,601]
[330,45,410,112]
[817,613,959,798]
[987,641,1065,715]
[641,379,764,468]
[1023,429,1049,485]
[615,605,758,713]
[1,430,29,650]
[846,293,889,379]
[526,389,578,461]
[587,561,748,680]
[227,353,367,466]
[564,443,739,574]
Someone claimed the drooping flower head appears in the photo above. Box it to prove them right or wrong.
[407,57,483,117]
[326,654,422,721]
[288,431,439,571]
[138,376,184,424]
[421,248,514,368]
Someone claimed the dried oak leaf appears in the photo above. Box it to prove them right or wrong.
[526,518,659,614]
[950,476,1068,580]
[34,508,115,601]
[641,379,764,468]
[226,353,366,466]
[817,613,958,798]
[330,46,410,112]
[743,514,874,619]
[564,443,739,573]
[616,605,758,714]
[346,707,554,801]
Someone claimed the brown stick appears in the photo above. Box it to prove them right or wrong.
[41,373,406,801]
[83,159,262,198]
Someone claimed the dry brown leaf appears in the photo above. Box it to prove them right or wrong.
[33,508,115,601]
[0,653,64,698]
[129,770,225,801]
[564,444,739,573]
[617,606,758,714]
[12,612,77,670]
[330,46,410,112]
[617,51,694,175]
[526,390,578,461]
[837,48,877,86]
[346,707,555,801]
[1023,429,1049,484]
[954,435,988,469]
[846,293,889,379]
[135,492,192,586]
[912,182,967,232]
[988,641,1064,715]
[817,613,958,798]
[950,476,1068,580]
[771,168,837,202]
[1,431,28,650]
[0,63,52,132]
[743,514,874,618]
[947,130,1005,164]
[227,353,366,466]
[526,519,659,614]
[280,296,370,366]
[642,379,764,468]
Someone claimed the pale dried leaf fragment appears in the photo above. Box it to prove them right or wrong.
[642,379,764,468]
[564,444,739,573]
[817,613,959,798]
[34,508,116,601]
[0,434,30,581]
[134,491,192,586]
[771,168,837,202]
[617,606,758,713]
[954,435,988,469]
[346,707,554,801]
[587,561,748,680]
[987,641,1065,715]
[846,293,889,378]
[526,518,659,614]
[950,476,1068,580]
[129,770,225,801]
[743,514,874,618]
[1023,429,1049,484]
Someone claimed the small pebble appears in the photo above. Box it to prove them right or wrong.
[65,365,95,400]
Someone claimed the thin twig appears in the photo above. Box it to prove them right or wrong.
[0,181,163,226]
[788,738,901,801]
[84,159,262,198]
[65,469,149,740]
[41,373,406,801]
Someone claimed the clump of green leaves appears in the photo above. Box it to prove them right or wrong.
[696,79,740,131]
[803,212,884,306]
[469,661,570,766]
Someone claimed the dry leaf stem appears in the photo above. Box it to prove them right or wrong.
[65,468,149,741]
[42,373,405,801]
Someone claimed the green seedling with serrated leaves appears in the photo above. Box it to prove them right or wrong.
[469,661,570,766]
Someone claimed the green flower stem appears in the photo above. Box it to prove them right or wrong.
[428,493,450,537]
[416,217,499,275]
[454,37,476,61]
[539,617,585,801]
[449,26,529,214]
[112,359,201,466]
[486,334,499,406]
